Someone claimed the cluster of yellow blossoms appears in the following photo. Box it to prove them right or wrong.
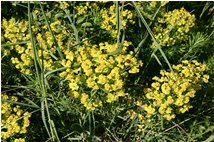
[59,39,143,110]
[2,18,32,75]
[142,60,209,120]
[153,7,196,47]
[2,17,69,75]
[75,2,99,17]
[2,13,143,111]
[1,93,31,141]
[126,60,209,125]
[101,3,135,38]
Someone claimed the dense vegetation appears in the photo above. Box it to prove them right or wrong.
[1,1,214,142]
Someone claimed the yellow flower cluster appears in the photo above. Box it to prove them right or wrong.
[153,7,196,47]
[60,39,143,110]
[75,2,99,17]
[101,3,135,38]
[1,93,31,141]
[2,18,32,75]
[2,17,69,75]
[2,13,142,111]
[143,60,209,120]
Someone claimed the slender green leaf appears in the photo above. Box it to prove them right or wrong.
[45,67,67,78]
[134,5,161,53]
[28,2,41,82]
[40,2,64,59]
[132,2,174,73]
[2,99,40,109]
[200,2,212,18]
[205,135,214,142]
[1,41,31,47]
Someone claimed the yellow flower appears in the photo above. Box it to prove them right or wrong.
[161,83,171,95]
[112,79,124,91]
[97,74,107,85]
[129,66,139,73]
[11,96,18,102]
[106,93,117,103]
[93,101,103,107]
[80,93,89,104]
[2,18,8,27]
[84,102,95,110]
[104,84,111,91]
[151,82,160,90]
[69,82,79,91]
[166,96,174,104]
[175,95,184,106]
[143,104,155,115]
[65,51,74,61]
[158,106,165,114]
[165,107,172,114]
[202,75,209,83]
[164,114,176,120]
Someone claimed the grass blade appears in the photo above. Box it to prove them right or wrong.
[45,67,67,78]
[28,2,41,81]
[1,41,31,47]
[132,2,174,73]
[1,99,40,109]
[134,5,161,53]
[39,2,64,59]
